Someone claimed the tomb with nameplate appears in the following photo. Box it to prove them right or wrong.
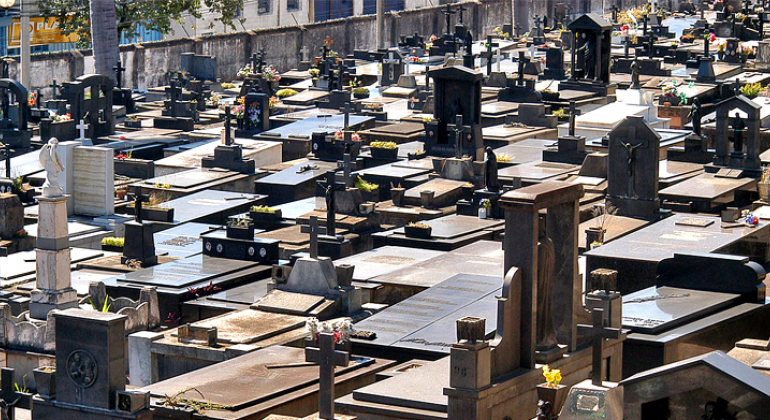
[153,79,197,131]
[0,79,31,148]
[112,60,136,114]
[235,91,270,138]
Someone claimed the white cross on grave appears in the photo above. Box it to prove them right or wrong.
[76,119,92,146]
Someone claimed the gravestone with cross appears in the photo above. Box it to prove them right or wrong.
[710,95,762,174]
[484,35,499,75]
[180,52,217,81]
[533,15,546,45]
[543,101,590,164]
[235,91,269,138]
[28,88,49,123]
[425,64,484,161]
[559,307,625,420]
[74,119,93,146]
[497,53,543,103]
[305,332,350,420]
[122,189,158,267]
[543,47,566,79]
[606,115,663,220]
[184,79,210,112]
[381,52,405,87]
[429,3,463,57]
[41,74,114,143]
[154,79,196,131]
[0,79,31,148]
[202,106,257,174]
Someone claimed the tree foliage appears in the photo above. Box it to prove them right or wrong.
[38,0,245,48]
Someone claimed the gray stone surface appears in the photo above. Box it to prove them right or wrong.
[394,215,504,240]
[334,246,445,281]
[113,254,259,288]
[0,193,23,238]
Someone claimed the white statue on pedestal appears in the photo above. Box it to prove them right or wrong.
[39,137,64,197]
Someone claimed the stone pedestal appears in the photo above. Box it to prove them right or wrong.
[442,157,475,181]
[31,195,77,320]
[122,221,157,267]
[559,380,623,420]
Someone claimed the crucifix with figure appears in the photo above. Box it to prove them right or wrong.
[133,188,149,223]
[319,170,345,238]
[577,308,622,386]
[305,332,350,420]
[485,35,499,75]
[456,3,467,24]
[0,367,33,420]
[448,114,471,159]
[618,127,645,198]
[222,105,237,145]
[568,100,581,137]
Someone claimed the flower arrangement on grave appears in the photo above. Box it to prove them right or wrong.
[251,205,277,214]
[744,211,759,225]
[405,222,432,238]
[370,141,397,150]
[205,92,222,107]
[708,33,717,42]
[492,26,511,40]
[269,96,279,109]
[716,39,726,53]
[496,153,512,162]
[407,222,430,229]
[101,236,124,248]
[353,87,370,98]
[153,183,172,189]
[52,113,71,122]
[480,199,492,210]
[275,88,298,98]
[552,108,567,119]
[185,281,222,300]
[12,229,28,239]
[262,65,281,82]
[740,82,767,98]
[741,44,755,59]
[355,176,379,192]
[10,176,23,194]
[308,68,320,79]
[680,33,694,43]
[28,92,35,106]
[220,82,236,89]
[237,65,255,78]
[542,365,562,388]
[115,152,128,160]
[306,318,355,344]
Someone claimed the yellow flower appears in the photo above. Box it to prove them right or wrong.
[554,371,562,384]
[544,372,554,383]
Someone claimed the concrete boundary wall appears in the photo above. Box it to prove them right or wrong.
[18,0,511,93]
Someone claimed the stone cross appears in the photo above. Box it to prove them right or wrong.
[442,3,456,34]
[133,188,149,223]
[223,106,235,145]
[648,33,655,59]
[342,131,354,187]
[305,332,350,420]
[485,35,499,75]
[113,60,126,90]
[3,140,9,178]
[568,100,578,136]
[76,119,89,140]
[0,367,33,420]
[516,52,527,86]
[320,170,345,237]
[342,102,352,129]
[34,89,41,109]
[642,14,648,35]
[457,3,467,24]
[448,114,471,159]
[309,215,319,259]
[577,308,622,386]
[704,23,710,57]
[49,80,61,100]
[166,80,182,117]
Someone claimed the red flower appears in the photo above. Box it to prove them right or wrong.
[709,33,716,42]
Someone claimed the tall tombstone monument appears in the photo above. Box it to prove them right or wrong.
[30,138,78,320]
[0,79,31,148]
[711,95,762,175]
[606,116,663,220]
[424,63,484,161]
[560,14,617,96]
[499,181,585,366]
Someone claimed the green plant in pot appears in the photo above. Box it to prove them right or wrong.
[369,141,398,159]
[352,87,370,99]
[101,236,125,252]
[249,204,282,221]
[355,176,380,202]
[226,217,255,240]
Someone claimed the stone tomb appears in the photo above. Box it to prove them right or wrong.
[145,345,396,420]
[131,168,259,201]
[103,254,272,317]
[658,172,758,213]
[153,138,281,176]
[374,214,503,251]
[254,160,340,206]
[72,146,114,217]
[129,189,266,226]
[586,213,769,294]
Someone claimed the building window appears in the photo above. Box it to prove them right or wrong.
[287,0,300,11]
[258,0,271,14]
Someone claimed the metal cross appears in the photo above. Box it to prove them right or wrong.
[319,170,345,237]
[442,3,456,34]
[113,60,126,90]
[577,308,622,386]
[305,332,350,420]
[309,215,319,259]
[76,119,89,140]
[49,80,61,100]
[341,131,354,187]
[2,139,9,179]
[457,3,467,24]
[704,22,711,57]
[485,35,499,75]
[342,102,353,129]
[568,100,580,137]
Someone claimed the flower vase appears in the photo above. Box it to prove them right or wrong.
[586,226,606,249]
[478,207,487,219]
[536,384,569,415]
[759,182,770,202]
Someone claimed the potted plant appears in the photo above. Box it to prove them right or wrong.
[478,199,492,219]
[116,188,127,200]
[353,87,370,99]
[33,366,55,399]
[226,217,255,240]
[740,82,767,99]
[355,176,380,202]
[390,183,406,207]
[101,236,125,252]
[370,141,399,160]
[537,365,568,415]
[404,222,432,239]
[249,205,283,221]
[408,148,427,160]
[124,116,142,129]
[586,203,617,249]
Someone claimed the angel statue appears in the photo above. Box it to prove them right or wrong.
[39,137,65,197]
